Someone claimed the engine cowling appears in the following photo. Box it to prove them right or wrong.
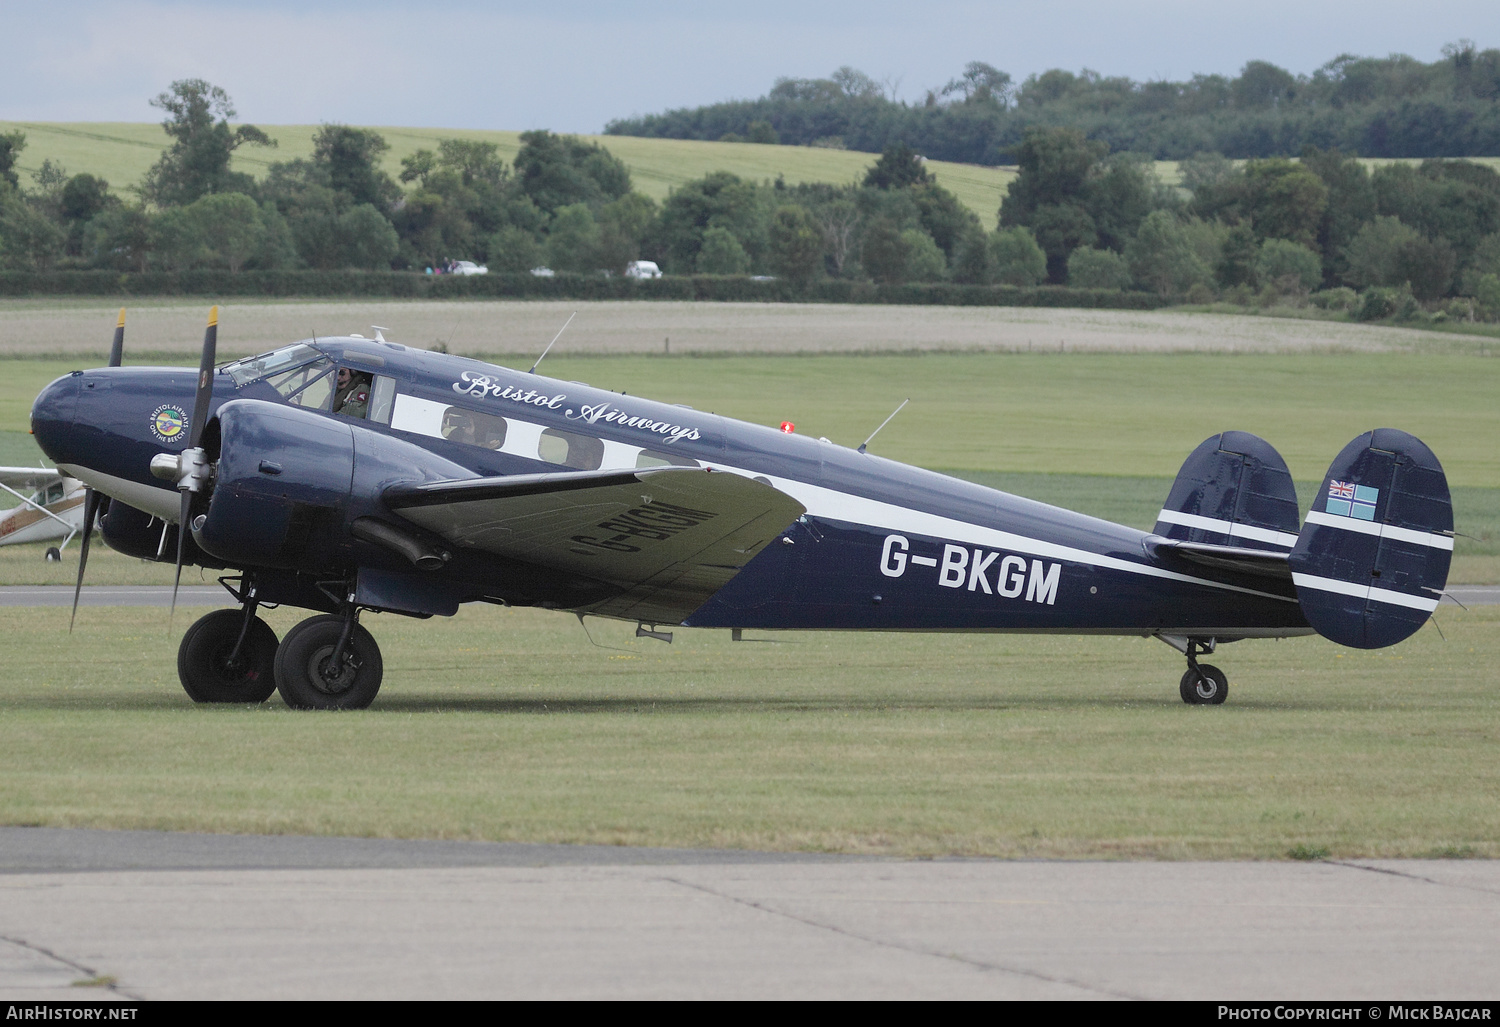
[191,399,472,572]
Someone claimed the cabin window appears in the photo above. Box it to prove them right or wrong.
[636,449,699,469]
[268,360,334,410]
[538,428,604,470]
[46,484,65,504]
[440,406,508,450]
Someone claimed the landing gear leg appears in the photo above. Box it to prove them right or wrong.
[177,585,279,703]
[1178,640,1228,705]
[274,606,383,710]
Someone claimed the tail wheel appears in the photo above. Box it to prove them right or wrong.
[1180,664,1228,705]
[177,609,279,703]
[275,614,383,710]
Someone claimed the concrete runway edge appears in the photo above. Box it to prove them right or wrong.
[0,828,1496,1000]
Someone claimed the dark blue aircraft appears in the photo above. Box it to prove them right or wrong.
[30,309,1455,709]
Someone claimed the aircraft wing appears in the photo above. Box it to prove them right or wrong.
[0,466,63,490]
[1149,538,1293,580]
[383,467,807,623]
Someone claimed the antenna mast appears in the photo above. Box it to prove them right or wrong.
[858,398,909,454]
[530,311,577,374]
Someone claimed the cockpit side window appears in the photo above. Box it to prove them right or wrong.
[267,360,335,410]
[368,376,396,425]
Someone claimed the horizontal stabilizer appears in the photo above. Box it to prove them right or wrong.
[1148,538,1292,580]
[384,467,806,624]
[1289,429,1453,649]
[1155,432,1300,551]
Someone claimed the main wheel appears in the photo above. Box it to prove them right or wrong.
[44,547,60,563]
[1179,664,1229,705]
[274,614,383,710]
[177,609,279,703]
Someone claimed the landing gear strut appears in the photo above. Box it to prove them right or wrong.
[274,609,384,710]
[1178,639,1228,705]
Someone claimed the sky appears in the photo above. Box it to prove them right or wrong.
[3,1,1497,133]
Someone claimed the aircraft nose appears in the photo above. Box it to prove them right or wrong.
[30,372,80,465]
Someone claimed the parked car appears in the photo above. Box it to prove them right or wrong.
[530,266,555,278]
[451,260,488,276]
[625,260,661,279]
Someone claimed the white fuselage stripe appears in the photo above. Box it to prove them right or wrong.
[67,443,1299,608]
[1290,572,1440,612]
[1154,509,1299,549]
[704,465,1298,604]
[1303,510,1454,550]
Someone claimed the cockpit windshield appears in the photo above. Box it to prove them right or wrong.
[223,344,322,386]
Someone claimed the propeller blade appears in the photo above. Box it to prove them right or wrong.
[71,309,126,631]
[189,306,218,448]
[169,490,191,627]
[172,306,218,629]
[68,490,104,633]
[108,307,125,368]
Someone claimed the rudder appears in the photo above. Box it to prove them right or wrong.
[1289,428,1453,649]
[1154,431,1300,551]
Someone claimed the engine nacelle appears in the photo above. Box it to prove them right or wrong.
[100,498,223,566]
[192,399,472,572]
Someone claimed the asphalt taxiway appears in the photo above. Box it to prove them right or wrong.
[0,829,1496,1000]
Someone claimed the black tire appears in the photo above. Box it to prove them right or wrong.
[1179,664,1229,705]
[44,547,60,563]
[177,609,279,704]
[274,614,383,710]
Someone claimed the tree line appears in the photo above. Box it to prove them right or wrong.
[3,80,1498,322]
[994,127,1500,319]
[0,80,1022,290]
[605,44,1500,162]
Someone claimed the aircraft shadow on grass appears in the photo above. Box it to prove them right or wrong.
[30,310,1456,711]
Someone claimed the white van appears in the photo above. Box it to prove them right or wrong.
[625,260,661,279]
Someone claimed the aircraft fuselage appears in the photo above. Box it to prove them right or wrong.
[32,338,1310,639]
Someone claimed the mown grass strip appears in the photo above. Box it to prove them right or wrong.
[1,604,1494,858]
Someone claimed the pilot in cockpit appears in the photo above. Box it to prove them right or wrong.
[332,367,371,418]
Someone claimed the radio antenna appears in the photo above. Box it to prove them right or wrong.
[530,311,576,374]
[858,398,909,454]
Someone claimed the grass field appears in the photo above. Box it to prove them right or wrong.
[0,121,1018,222]
[1,603,1494,858]
[1,297,1482,362]
[0,299,1495,857]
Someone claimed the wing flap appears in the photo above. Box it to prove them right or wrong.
[384,467,806,621]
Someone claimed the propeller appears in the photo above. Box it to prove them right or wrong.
[70,308,125,632]
[169,306,218,623]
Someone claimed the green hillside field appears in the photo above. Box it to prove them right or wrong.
[0,121,1018,223]
[8,119,1500,226]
